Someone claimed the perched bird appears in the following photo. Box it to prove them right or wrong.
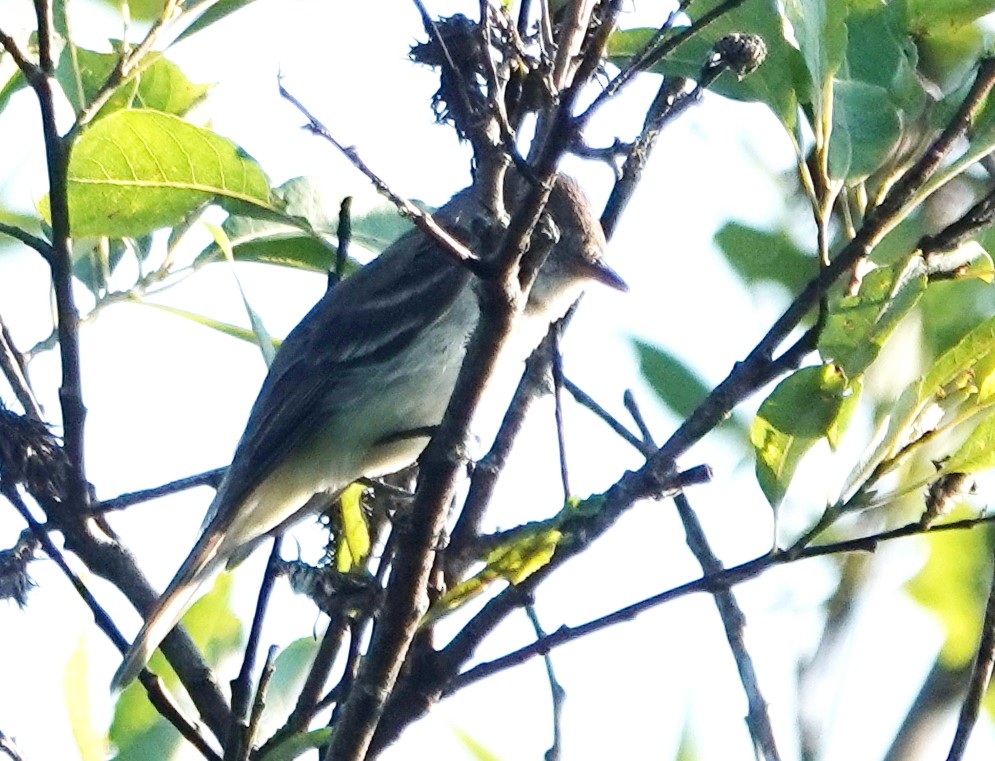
[112,172,626,689]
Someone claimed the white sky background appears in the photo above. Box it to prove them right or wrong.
[1,1,993,759]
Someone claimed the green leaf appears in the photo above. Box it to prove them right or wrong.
[426,526,562,623]
[139,301,280,347]
[757,364,851,438]
[351,203,422,254]
[819,257,928,377]
[714,221,814,293]
[906,529,992,667]
[90,0,163,20]
[608,0,806,128]
[64,635,108,761]
[916,21,986,93]
[904,0,995,33]
[941,413,995,475]
[174,0,266,44]
[206,221,276,366]
[782,0,847,104]
[845,6,925,113]
[634,340,709,419]
[173,572,242,671]
[844,314,995,495]
[66,109,272,238]
[265,637,320,717]
[751,414,815,510]
[258,728,333,761]
[827,376,862,449]
[109,575,241,756]
[453,728,503,761]
[922,314,995,397]
[200,231,340,272]
[56,47,210,118]
[0,68,28,116]
[197,176,350,273]
[828,79,904,181]
[751,364,853,508]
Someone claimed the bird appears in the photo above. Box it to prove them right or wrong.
[111,171,626,689]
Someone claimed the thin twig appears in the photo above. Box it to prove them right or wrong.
[278,83,484,275]
[91,467,226,513]
[562,377,647,454]
[258,619,348,756]
[446,513,995,695]
[30,0,90,514]
[445,332,551,586]
[645,60,995,485]
[673,493,781,761]
[242,645,279,761]
[0,223,53,261]
[582,0,750,120]
[70,0,182,130]
[0,729,25,761]
[550,328,571,501]
[334,197,352,286]
[600,76,689,238]
[945,549,995,761]
[228,539,283,760]
[0,316,42,420]
[622,390,657,451]
[525,604,565,761]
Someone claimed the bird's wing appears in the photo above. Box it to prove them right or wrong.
[214,227,474,523]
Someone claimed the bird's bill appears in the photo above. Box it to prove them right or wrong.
[583,259,628,292]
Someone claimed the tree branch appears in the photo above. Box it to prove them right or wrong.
[945,548,995,761]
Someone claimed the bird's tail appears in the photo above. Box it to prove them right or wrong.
[111,529,224,690]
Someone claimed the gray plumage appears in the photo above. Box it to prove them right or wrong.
[112,174,623,689]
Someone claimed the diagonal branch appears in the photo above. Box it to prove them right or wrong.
[945,548,995,761]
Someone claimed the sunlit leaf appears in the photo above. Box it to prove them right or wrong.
[207,221,276,366]
[844,314,995,496]
[819,257,928,377]
[109,576,240,757]
[65,109,272,238]
[906,528,992,667]
[64,634,108,761]
[197,176,351,273]
[258,728,332,761]
[55,46,210,118]
[139,301,279,347]
[922,314,995,397]
[904,0,995,33]
[336,482,371,572]
[453,728,502,761]
[426,525,562,623]
[941,413,995,475]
